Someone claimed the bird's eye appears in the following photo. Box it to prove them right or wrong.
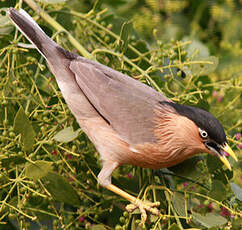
[199,128,208,138]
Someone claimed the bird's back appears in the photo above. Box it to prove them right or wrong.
[9,8,170,147]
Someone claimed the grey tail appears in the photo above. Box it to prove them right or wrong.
[9,8,57,59]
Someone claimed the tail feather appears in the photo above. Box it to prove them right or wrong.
[9,8,56,59]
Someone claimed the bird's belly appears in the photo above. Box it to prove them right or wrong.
[125,145,194,169]
[78,117,132,164]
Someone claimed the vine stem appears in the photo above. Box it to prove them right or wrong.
[23,0,92,59]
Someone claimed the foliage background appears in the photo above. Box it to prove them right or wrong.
[0,0,241,229]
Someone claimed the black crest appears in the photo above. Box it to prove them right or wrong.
[160,101,226,144]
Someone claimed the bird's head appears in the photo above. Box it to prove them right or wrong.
[158,102,237,170]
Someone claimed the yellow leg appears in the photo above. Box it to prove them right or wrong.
[105,184,160,222]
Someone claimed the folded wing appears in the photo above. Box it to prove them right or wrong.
[69,57,170,145]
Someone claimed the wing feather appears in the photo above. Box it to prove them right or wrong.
[69,57,170,145]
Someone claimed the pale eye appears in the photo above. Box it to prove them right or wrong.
[199,128,208,139]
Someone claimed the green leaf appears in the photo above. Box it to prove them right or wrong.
[53,127,80,143]
[209,180,227,201]
[192,212,227,228]
[1,156,26,169]
[169,156,202,178]
[39,0,66,3]
[42,172,80,206]
[25,160,53,180]
[118,21,132,52]
[191,56,218,76]
[186,38,210,58]
[206,154,223,172]
[14,107,35,152]
[0,8,14,35]
[213,169,232,185]
[230,183,242,201]
[171,192,186,216]
[168,223,181,230]
[89,225,107,230]
[0,26,14,35]
[200,56,219,75]
[126,39,149,57]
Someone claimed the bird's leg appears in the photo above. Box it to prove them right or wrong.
[98,162,160,222]
[105,183,160,222]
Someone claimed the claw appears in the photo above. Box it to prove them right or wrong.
[126,199,160,222]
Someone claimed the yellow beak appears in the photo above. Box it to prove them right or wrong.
[219,155,231,171]
[219,143,237,171]
[222,143,238,161]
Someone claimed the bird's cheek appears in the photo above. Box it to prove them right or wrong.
[200,143,214,155]
[207,150,217,156]
[204,146,219,157]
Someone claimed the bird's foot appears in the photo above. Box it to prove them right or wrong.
[126,199,160,222]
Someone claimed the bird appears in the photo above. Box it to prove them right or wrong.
[9,8,237,222]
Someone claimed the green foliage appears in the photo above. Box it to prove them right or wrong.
[13,107,35,152]
[230,183,242,201]
[25,160,53,180]
[168,223,182,230]
[171,192,186,216]
[42,172,81,206]
[192,212,227,228]
[53,127,81,143]
[0,0,241,229]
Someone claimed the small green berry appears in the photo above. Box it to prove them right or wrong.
[8,213,16,220]
[115,225,122,230]
[119,216,125,223]
[181,50,187,56]
[72,145,77,152]
[104,35,110,43]
[33,112,38,119]
[204,90,210,95]
[177,71,182,77]
[135,219,141,224]
[203,200,209,206]
[197,81,202,87]
[9,132,15,137]
[123,211,129,217]
[2,100,7,105]
[107,24,113,30]
[46,140,54,146]
[101,21,106,26]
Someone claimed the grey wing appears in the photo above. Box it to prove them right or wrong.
[69,57,170,145]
